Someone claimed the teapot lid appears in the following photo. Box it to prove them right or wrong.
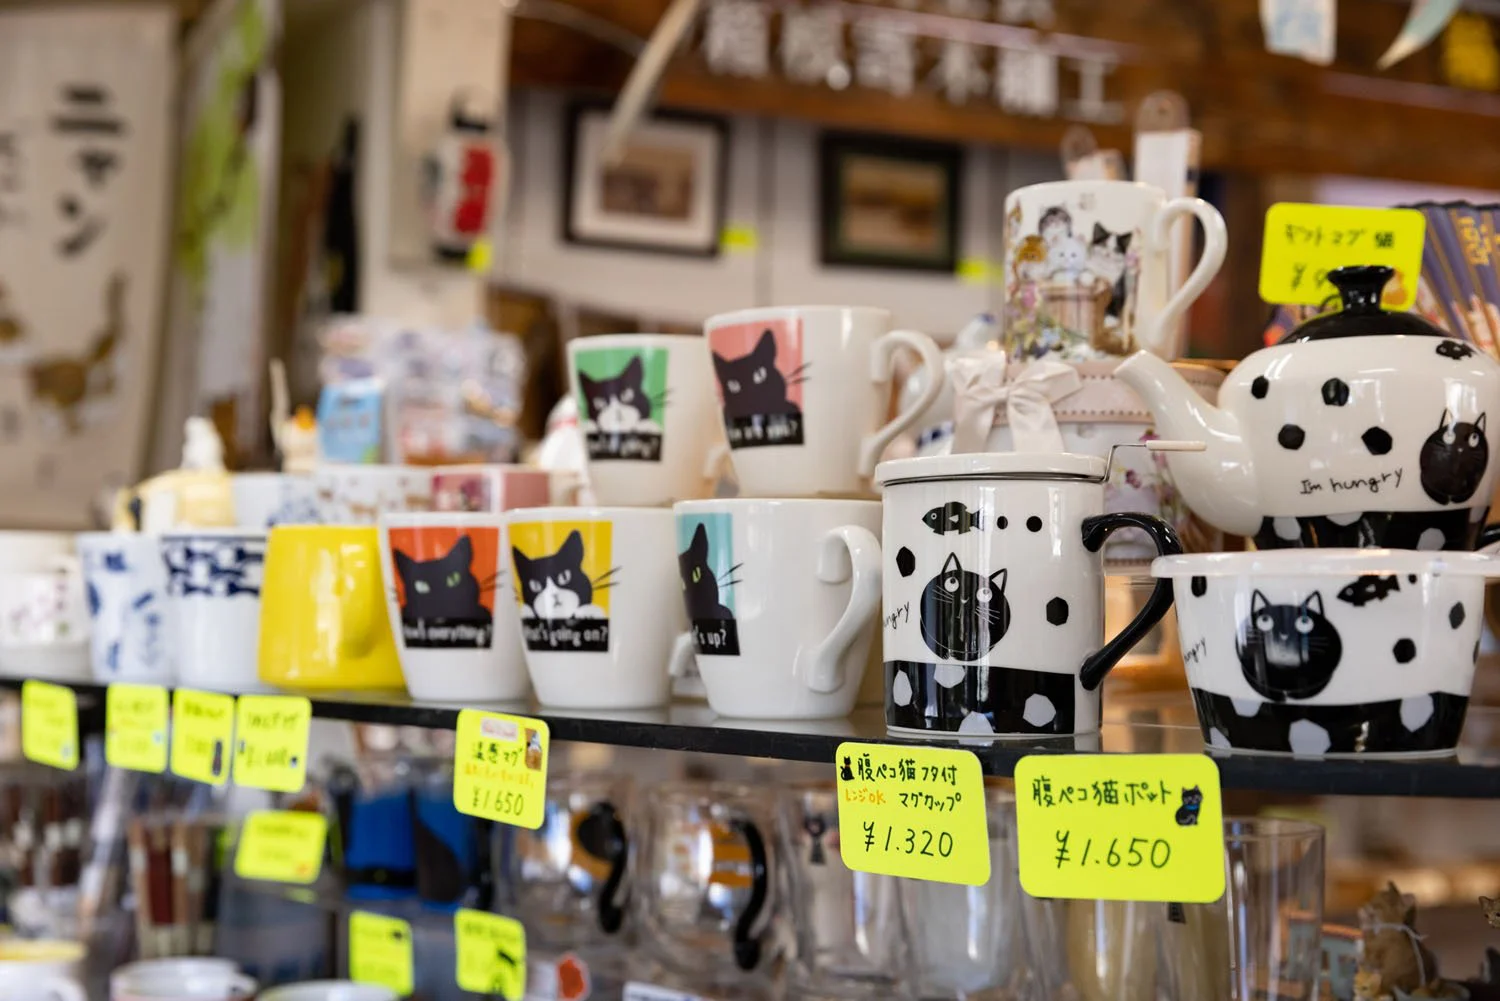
[1282,265,1446,342]
[874,451,1107,487]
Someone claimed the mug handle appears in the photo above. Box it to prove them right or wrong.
[729,817,770,972]
[340,543,380,657]
[857,329,945,478]
[805,525,882,695]
[1138,197,1228,359]
[1479,523,1500,551]
[667,631,697,679]
[701,440,736,494]
[42,975,85,1001]
[585,801,630,934]
[1077,513,1183,691]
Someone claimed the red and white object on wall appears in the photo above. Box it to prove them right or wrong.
[424,97,503,262]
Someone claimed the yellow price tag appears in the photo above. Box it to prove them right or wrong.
[1259,203,1425,310]
[834,742,989,886]
[21,681,78,771]
[467,238,493,273]
[1014,753,1225,903]
[452,711,548,829]
[170,689,235,785]
[106,683,169,773]
[233,695,311,792]
[349,911,414,996]
[721,224,759,251]
[233,810,327,884]
[454,908,526,1000]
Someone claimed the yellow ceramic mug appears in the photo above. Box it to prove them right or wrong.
[258,525,405,690]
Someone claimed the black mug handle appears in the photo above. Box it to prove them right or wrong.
[582,801,629,934]
[1479,523,1500,551]
[1078,513,1183,692]
[729,818,769,972]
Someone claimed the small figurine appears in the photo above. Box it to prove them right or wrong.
[1481,894,1500,928]
[1356,882,1466,1000]
[269,358,318,473]
[181,415,226,471]
[129,417,236,532]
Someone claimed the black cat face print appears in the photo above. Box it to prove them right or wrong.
[389,529,498,648]
[1235,590,1343,703]
[708,319,807,448]
[919,553,1011,661]
[677,515,741,656]
[574,349,668,461]
[1420,409,1489,505]
[509,522,617,653]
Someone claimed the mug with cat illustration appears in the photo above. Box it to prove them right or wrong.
[567,334,729,507]
[1002,180,1226,362]
[378,511,528,702]
[505,506,684,709]
[704,306,944,498]
[874,452,1182,737]
[669,498,882,719]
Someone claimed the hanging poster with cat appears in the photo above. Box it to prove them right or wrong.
[387,525,499,648]
[573,346,668,461]
[0,6,175,526]
[707,318,806,448]
[676,514,739,656]
[509,520,615,653]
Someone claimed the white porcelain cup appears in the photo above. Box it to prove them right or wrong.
[160,528,268,693]
[77,532,174,684]
[0,939,86,1001]
[671,499,883,719]
[232,472,322,527]
[0,558,91,681]
[704,306,944,498]
[504,506,682,709]
[313,464,433,524]
[109,959,241,1001]
[379,511,530,702]
[0,531,74,574]
[259,983,397,1001]
[567,334,729,507]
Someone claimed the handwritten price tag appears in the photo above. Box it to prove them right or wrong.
[454,908,526,1000]
[233,809,327,884]
[1259,203,1425,309]
[349,911,413,996]
[106,683,169,773]
[233,695,311,792]
[1015,754,1225,903]
[452,710,548,829]
[21,681,78,771]
[834,741,989,886]
[171,689,235,785]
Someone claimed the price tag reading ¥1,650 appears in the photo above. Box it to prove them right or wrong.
[106,683,169,773]
[452,710,548,829]
[21,681,78,771]
[349,910,413,996]
[233,809,327,884]
[233,695,311,792]
[834,741,989,886]
[1259,203,1426,310]
[1014,753,1225,903]
[454,908,526,1000]
[171,689,235,785]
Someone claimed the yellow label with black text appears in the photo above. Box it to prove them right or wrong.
[835,742,990,886]
[454,908,525,1000]
[233,810,326,884]
[233,695,311,792]
[1260,203,1425,309]
[452,710,548,829]
[1014,754,1225,902]
[170,689,235,785]
[349,911,414,995]
[106,683,169,773]
[21,681,78,771]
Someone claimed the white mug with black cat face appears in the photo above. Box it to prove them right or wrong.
[1001,180,1226,361]
[705,306,945,498]
[504,506,683,709]
[567,334,728,507]
[874,452,1182,737]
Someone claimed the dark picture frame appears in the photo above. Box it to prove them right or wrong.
[562,100,729,257]
[818,131,964,273]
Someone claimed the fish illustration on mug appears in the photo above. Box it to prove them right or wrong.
[922,502,985,535]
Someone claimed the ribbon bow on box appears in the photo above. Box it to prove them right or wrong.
[946,354,1081,455]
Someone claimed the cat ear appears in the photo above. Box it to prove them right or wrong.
[621,355,644,383]
[1091,222,1107,244]
[1479,413,1488,432]
[558,529,585,565]
[1440,408,1454,429]
[578,371,599,396]
[394,550,415,578]
[753,329,778,362]
[511,546,532,575]
[447,534,474,566]
[989,567,1008,592]
[712,352,730,378]
[690,523,709,559]
[1302,591,1324,616]
[941,553,960,575]
[1251,589,1269,612]
[1117,232,1132,252]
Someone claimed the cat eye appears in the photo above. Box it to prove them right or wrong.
[1444,429,1457,444]
[1295,615,1314,634]
[557,569,572,585]
[1471,432,1482,447]
[943,574,959,592]
[692,567,701,582]
[752,366,767,384]
[528,580,542,593]
[727,379,741,392]
[1255,614,1273,631]
[976,587,991,603]
[446,572,461,587]
[621,388,635,402]
[415,581,430,594]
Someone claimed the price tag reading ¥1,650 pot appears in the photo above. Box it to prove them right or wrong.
[454,908,525,1000]
[452,710,548,829]
[1259,203,1425,310]
[232,809,327,884]
[834,742,990,886]
[349,910,413,996]
[21,681,78,771]
[233,695,311,792]
[171,689,235,785]
[106,683,169,773]
[1014,754,1225,903]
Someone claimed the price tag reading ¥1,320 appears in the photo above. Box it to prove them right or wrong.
[1259,203,1426,310]
[834,741,989,886]
[1014,753,1226,903]
[171,689,235,785]
[233,694,311,792]
[349,910,413,996]
[452,710,548,829]
[454,908,526,1000]
[21,681,78,771]
[233,809,327,884]
[106,683,169,773]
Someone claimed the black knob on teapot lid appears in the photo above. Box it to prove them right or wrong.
[1280,264,1446,342]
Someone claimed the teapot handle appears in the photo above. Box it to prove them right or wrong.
[1139,197,1227,360]
[1077,513,1182,691]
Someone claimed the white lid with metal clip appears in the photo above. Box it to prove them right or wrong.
[873,440,1204,488]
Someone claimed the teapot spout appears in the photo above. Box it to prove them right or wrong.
[1116,351,1263,538]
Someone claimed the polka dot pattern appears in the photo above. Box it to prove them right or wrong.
[1393,638,1417,664]
[1361,427,1393,455]
[896,547,915,578]
[1321,378,1350,406]
[1278,424,1306,450]
[1251,376,1270,399]
[1046,597,1069,626]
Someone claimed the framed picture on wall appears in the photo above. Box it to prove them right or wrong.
[563,102,728,257]
[819,132,963,272]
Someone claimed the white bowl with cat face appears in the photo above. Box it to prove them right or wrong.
[1154,549,1500,757]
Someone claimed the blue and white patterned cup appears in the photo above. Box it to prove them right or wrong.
[78,532,174,685]
[160,529,268,692]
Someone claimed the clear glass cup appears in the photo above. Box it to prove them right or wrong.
[1022,897,1161,1001]
[778,783,905,1000]
[899,786,1028,1001]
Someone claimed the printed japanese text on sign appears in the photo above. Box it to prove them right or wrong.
[349,911,414,995]
[454,908,526,1000]
[170,689,234,786]
[21,680,78,771]
[232,809,327,885]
